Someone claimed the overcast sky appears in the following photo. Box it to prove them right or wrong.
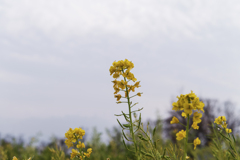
[0,0,240,143]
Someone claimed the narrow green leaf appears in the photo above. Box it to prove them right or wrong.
[138,113,141,129]
[122,111,130,122]
[219,132,231,142]
[117,119,125,129]
[154,141,157,149]
[122,130,130,141]
[138,134,148,141]
[153,127,156,137]
[232,134,236,143]
[140,150,154,158]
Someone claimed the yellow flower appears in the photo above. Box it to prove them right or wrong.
[113,87,120,94]
[134,81,141,88]
[109,66,116,75]
[226,128,232,133]
[87,148,93,153]
[172,102,180,111]
[117,80,127,90]
[193,137,201,150]
[137,92,141,97]
[192,98,205,112]
[113,72,120,79]
[70,149,80,159]
[222,122,228,129]
[13,157,18,160]
[176,130,186,141]
[186,90,197,100]
[114,94,122,101]
[128,85,136,92]
[170,116,179,124]
[84,152,91,158]
[74,128,85,139]
[76,142,85,148]
[181,112,187,118]
[214,116,226,125]
[192,122,199,130]
[65,139,73,148]
[183,103,194,115]
[193,112,202,124]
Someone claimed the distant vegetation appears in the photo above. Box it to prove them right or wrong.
[4,59,240,160]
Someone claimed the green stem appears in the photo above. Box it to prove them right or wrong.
[184,115,190,160]
[124,76,139,160]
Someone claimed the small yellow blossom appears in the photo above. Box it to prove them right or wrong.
[176,130,186,141]
[134,81,141,88]
[70,149,80,159]
[114,94,122,101]
[183,103,194,115]
[193,112,202,124]
[76,142,85,148]
[87,148,93,153]
[214,116,227,130]
[65,139,73,148]
[214,116,226,125]
[193,137,201,150]
[192,122,199,130]
[222,122,228,129]
[13,157,18,160]
[187,90,197,100]
[113,87,120,94]
[84,148,93,158]
[137,92,141,97]
[113,72,120,79]
[170,116,179,124]
[181,112,187,118]
[128,85,136,92]
[226,128,232,133]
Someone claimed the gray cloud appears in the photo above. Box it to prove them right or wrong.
[0,0,240,142]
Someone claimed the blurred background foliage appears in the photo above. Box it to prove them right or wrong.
[1,98,240,160]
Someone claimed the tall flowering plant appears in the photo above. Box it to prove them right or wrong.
[110,59,171,160]
[170,91,204,160]
[109,59,142,159]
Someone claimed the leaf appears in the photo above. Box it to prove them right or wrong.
[122,130,130,141]
[117,119,125,129]
[153,127,156,137]
[140,150,154,158]
[138,113,141,129]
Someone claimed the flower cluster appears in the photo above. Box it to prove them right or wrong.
[172,91,204,115]
[171,91,203,150]
[110,59,142,102]
[214,116,232,133]
[65,128,92,159]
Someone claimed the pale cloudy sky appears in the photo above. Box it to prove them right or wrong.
[0,0,240,143]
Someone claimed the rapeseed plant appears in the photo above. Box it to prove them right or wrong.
[110,59,171,160]
[110,59,142,159]
[211,116,239,159]
[170,91,204,160]
[64,127,92,159]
